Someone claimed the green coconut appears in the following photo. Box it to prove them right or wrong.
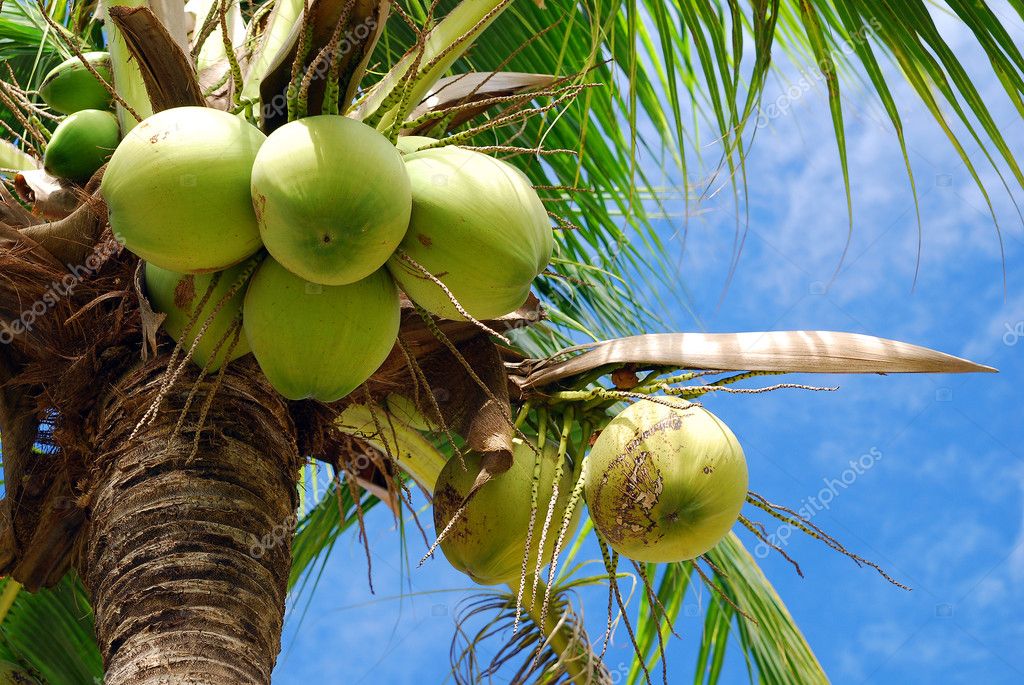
[433,438,581,586]
[145,261,252,370]
[250,115,411,285]
[38,52,113,114]
[243,258,400,401]
[101,106,265,274]
[585,399,748,563]
[386,146,552,321]
[43,109,119,183]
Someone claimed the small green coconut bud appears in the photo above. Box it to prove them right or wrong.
[433,438,581,586]
[102,107,266,274]
[38,52,113,114]
[387,146,552,321]
[43,109,119,183]
[144,261,251,371]
[585,399,748,563]
[243,257,400,402]
[250,115,412,286]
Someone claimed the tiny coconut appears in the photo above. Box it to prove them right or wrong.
[433,438,581,585]
[145,261,252,371]
[251,115,411,285]
[38,52,113,114]
[585,399,748,563]
[243,258,400,402]
[43,109,119,183]
[102,107,265,273]
[387,146,552,321]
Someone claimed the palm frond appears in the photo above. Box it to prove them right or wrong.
[289,469,380,590]
[703,533,826,683]
[620,534,825,684]
[355,0,1024,343]
[0,1,102,83]
[767,0,1023,279]
[0,574,103,685]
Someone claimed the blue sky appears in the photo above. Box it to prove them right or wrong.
[274,7,1024,684]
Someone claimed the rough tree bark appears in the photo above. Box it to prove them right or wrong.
[78,359,301,685]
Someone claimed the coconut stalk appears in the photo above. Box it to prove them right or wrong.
[336,404,603,684]
[247,0,392,130]
[99,0,158,130]
[353,0,513,127]
[106,5,206,110]
[186,0,246,107]
[402,72,558,135]
[188,0,246,73]
[80,360,301,685]
[240,0,306,104]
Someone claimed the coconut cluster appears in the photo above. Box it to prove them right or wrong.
[98,107,553,402]
[37,53,120,183]
[431,400,748,588]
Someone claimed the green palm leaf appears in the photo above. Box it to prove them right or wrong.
[0,575,103,685]
[623,534,825,684]
[707,534,825,682]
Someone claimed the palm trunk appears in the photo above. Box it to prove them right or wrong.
[78,359,300,685]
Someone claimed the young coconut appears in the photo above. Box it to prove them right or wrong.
[433,438,581,586]
[250,115,411,286]
[584,399,748,563]
[386,146,552,321]
[101,107,266,273]
[144,261,251,371]
[43,109,120,183]
[242,257,400,402]
[38,52,113,114]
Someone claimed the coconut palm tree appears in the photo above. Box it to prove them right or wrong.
[0,0,1017,683]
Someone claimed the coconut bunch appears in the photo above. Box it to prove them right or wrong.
[29,53,121,184]
[419,391,757,685]
[18,0,929,615]
[10,0,568,405]
[425,332,970,659]
[94,105,552,402]
[428,373,913,682]
[431,399,748,593]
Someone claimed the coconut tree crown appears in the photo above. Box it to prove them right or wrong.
[0,0,1018,683]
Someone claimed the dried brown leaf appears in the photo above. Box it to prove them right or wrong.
[515,331,996,390]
